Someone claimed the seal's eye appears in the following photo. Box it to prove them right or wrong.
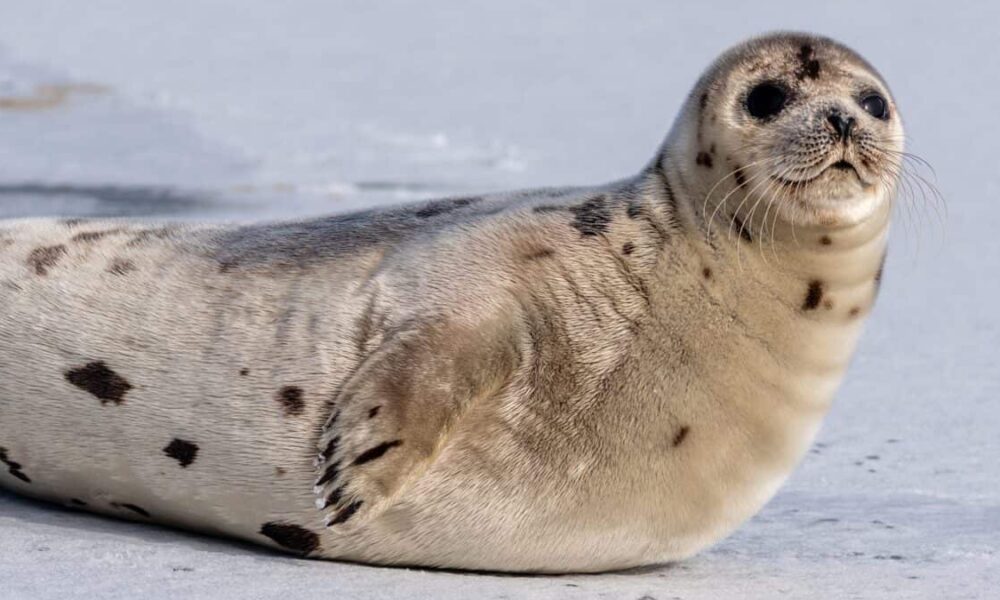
[860,93,889,120]
[745,83,787,120]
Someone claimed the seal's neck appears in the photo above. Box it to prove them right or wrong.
[632,142,890,404]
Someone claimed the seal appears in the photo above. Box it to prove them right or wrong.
[0,32,902,573]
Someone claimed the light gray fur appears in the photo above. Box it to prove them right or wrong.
[0,32,900,572]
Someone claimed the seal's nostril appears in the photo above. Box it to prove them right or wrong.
[827,114,856,141]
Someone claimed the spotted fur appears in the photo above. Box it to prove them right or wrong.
[568,196,612,236]
[0,32,899,573]
[64,362,133,405]
[276,386,305,416]
[163,438,199,468]
[802,281,824,311]
[26,244,67,275]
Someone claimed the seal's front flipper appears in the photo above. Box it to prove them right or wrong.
[314,316,520,533]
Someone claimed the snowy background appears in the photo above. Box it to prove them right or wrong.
[0,1,997,598]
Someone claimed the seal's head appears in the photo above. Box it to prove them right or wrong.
[672,32,903,229]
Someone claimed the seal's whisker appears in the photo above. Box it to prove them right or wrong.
[729,160,793,270]
[702,156,783,243]
[748,164,795,268]
[717,163,777,242]
[707,158,779,248]
[879,148,946,238]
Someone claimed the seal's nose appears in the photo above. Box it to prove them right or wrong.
[827,113,856,141]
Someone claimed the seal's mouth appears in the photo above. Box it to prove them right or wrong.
[770,159,869,188]
[830,160,860,177]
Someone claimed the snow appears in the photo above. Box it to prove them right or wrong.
[0,1,997,598]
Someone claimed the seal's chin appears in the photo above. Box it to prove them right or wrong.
[766,162,886,228]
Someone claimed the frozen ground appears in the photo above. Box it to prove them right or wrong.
[0,1,998,598]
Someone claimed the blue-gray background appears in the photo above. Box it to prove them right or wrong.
[0,2,996,598]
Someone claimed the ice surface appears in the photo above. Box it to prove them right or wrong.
[0,1,997,598]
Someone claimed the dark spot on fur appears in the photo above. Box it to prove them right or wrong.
[414,196,479,218]
[802,280,824,311]
[106,258,136,275]
[274,467,286,477]
[820,235,832,246]
[126,227,173,248]
[568,195,612,236]
[731,214,753,243]
[533,204,563,213]
[709,143,716,155]
[733,166,747,187]
[622,242,635,255]
[26,244,67,276]
[626,201,642,220]
[0,447,31,483]
[239,368,250,376]
[699,92,709,111]
[69,498,87,506]
[218,260,238,273]
[367,406,381,419]
[61,218,86,228]
[276,386,305,416]
[65,361,133,405]
[849,306,861,318]
[316,460,340,486]
[352,440,403,466]
[672,426,690,447]
[823,299,834,310]
[522,247,555,261]
[71,229,118,243]
[163,438,199,468]
[330,500,363,526]
[696,152,713,168]
[797,44,821,80]
[112,502,150,518]
[702,267,712,279]
[260,522,320,555]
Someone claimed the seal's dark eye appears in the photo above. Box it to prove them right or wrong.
[745,83,788,119]
[860,93,889,120]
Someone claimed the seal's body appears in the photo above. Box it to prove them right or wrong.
[0,32,901,572]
